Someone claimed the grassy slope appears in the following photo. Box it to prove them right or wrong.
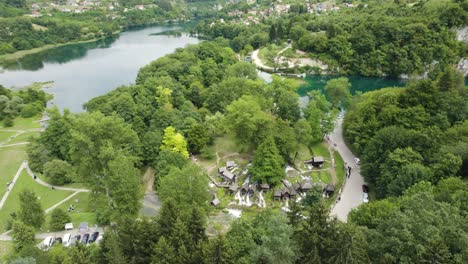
[0,117,41,130]
[44,192,95,232]
[7,131,40,144]
[0,131,16,142]
[0,145,27,199]
[0,171,72,233]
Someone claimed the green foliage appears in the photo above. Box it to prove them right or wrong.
[227,210,297,264]
[324,77,351,109]
[18,189,44,229]
[161,126,189,158]
[11,221,35,252]
[225,95,273,148]
[158,163,210,212]
[344,72,466,197]
[43,159,73,186]
[250,136,285,186]
[49,208,71,231]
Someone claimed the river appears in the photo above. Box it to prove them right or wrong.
[0,26,200,112]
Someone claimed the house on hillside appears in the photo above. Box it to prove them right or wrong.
[219,167,236,183]
[304,156,325,168]
[324,184,335,196]
[211,198,220,207]
[260,183,270,191]
[301,180,313,192]
[274,189,282,200]
[226,161,236,169]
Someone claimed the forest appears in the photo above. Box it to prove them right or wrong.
[0,34,464,263]
[196,0,468,77]
[0,0,212,56]
[1,0,468,264]
[0,84,50,126]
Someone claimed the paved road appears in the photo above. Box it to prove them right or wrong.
[0,161,26,210]
[329,115,365,222]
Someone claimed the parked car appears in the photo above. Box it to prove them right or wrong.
[70,234,81,247]
[53,237,63,245]
[362,184,369,193]
[354,158,361,165]
[42,236,54,250]
[96,234,103,244]
[363,192,369,203]
[89,232,99,244]
[63,233,72,247]
[81,233,90,244]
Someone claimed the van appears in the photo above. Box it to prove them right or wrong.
[63,233,72,247]
[42,236,54,250]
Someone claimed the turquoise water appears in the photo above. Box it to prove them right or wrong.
[297,75,408,96]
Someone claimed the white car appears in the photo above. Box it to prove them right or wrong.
[42,236,54,250]
[362,192,369,203]
[63,233,72,247]
[354,158,361,165]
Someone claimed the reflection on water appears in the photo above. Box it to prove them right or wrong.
[0,25,200,112]
[1,36,119,71]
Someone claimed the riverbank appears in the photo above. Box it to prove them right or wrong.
[0,32,122,64]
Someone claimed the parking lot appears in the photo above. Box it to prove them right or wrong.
[37,225,105,250]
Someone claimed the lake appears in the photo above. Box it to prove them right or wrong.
[0,26,200,112]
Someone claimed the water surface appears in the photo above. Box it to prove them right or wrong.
[0,26,199,112]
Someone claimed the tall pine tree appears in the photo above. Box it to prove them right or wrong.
[250,136,285,186]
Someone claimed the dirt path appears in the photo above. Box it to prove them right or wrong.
[329,115,365,222]
[139,167,160,217]
[24,162,90,192]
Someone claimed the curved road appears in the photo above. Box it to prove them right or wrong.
[329,115,365,222]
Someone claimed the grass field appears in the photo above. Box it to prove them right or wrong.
[44,192,96,231]
[0,170,73,232]
[0,131,16,142]
[7,131,40,144]
[0,241,13,261]
[0,145,27,199]
[0,117,41,130]
[311,142,330,158]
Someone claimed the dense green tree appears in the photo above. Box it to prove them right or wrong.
[225,95,273,148]
[11,221,35,252]
[98,231,126,264]
[324,77,351,109]
[152,237,176,264]
[49,208,71,231]
[104,149,142,219]
[187,123,210,154]
[250,136,285,186]
[161,126,189,158]
[18,189,44,229]
[203,235,234,264]
[43,159,74,186]
[158,164,210,211]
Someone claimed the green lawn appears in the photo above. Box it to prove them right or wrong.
[44,192,96,232]
[334,152,345,185]
[0,131,16,142]
[0,170,73,232]
[7,131,40,144]
[258,44,286,67]
[0,145,27,199]
[310,170,331,183]
[0,241,13,261]
[311,142,330,158]
[0,117,41,130]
